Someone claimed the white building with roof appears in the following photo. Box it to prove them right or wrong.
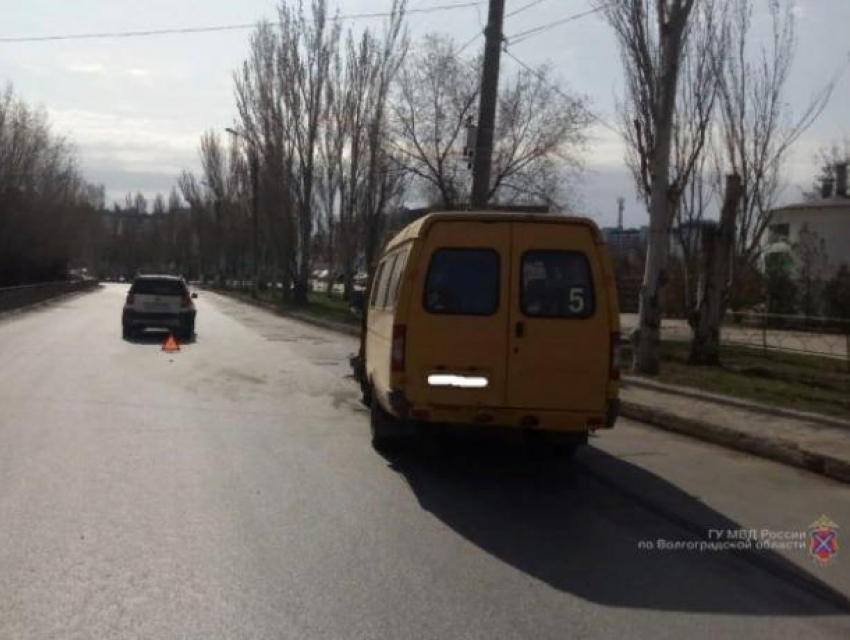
[762,163,850,278]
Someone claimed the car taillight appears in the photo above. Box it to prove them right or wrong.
[391,325,406,373]
[181,293,193,309]
[610,332,622,381]
[126,292,134,306]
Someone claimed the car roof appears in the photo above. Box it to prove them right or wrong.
[133,274,184,281]
[383,211,603,252]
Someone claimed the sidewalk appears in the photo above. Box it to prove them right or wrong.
[621,377,850,484]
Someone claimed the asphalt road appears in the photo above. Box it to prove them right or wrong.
[1,283,848,639]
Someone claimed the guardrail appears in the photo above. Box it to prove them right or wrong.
[0,280,99,314]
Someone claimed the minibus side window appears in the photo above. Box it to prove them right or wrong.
[378,254,399,309]
[384,246,410,310]
[521,251,595,318]
[423,248,499,315]
[369,261,387,308]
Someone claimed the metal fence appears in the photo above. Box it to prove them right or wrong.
[0,280,99,314]
[621,311,850,369]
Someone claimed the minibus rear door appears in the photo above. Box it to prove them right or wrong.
[505,222,608,412]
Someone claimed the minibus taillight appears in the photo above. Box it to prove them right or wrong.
[391,325,407,373]
[610,332,622,381]
[125,292,134,307]
[181,293,193,309]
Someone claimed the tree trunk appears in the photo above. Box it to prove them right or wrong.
[632,6,690,375]
[325,220,335,297]
[634,204,671,375]
[689,174,742,365]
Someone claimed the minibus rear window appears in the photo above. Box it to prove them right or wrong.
[521,251,595,318]
[424,248,499,315]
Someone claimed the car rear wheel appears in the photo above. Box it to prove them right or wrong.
[181,321,195,340]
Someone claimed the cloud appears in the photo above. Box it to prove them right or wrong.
[47,108,201,176]
[585,122,626,170]
[62,63,155,79]
[67,63,107,75]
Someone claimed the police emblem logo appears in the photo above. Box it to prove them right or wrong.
[808,516,839,566]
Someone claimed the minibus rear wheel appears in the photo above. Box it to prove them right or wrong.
[370,391,402,451]
[360,380,372,408]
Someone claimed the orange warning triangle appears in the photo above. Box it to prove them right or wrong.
[162,334,180,352]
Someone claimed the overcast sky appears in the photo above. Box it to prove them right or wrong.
[1,0,847,227]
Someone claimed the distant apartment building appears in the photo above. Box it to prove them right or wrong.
[601,226,648,254]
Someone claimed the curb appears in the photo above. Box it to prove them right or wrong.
[0,283,101,321]
[202,286,360,337]
[620,400,850,485]
[624,376,850,432]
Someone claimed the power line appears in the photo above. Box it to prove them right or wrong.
[456,31,483,56]
[0,2,479,43]
[505,0,553,19]
[507,5,606,45]
[455,0,553,58]
[502,47,619,135]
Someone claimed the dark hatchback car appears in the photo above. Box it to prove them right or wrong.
[122,275,197,339]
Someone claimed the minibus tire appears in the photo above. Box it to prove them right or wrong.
[360,380,372,408]
[549,432,587,461]
[370,393,401,451]
[525,431,584,462]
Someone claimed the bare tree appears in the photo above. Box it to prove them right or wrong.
[0,84,104,285]
[670,0,725,315]
[133,192,148,215]
[275,0,341,303]
[152,193,166,214]
[715,0,834,298]
[490,63,592,209]
[689,173,742,364]
[391,34,480,209]
[596,0,700,374]
[337,30,380,296]
[327,3,408,297]
[360,1,408,275]
[392,35,591,211]
[235,20,296,296]
[804,139,850,200]
[315,39,346,295]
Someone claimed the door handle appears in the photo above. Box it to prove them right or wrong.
[515,321,525,338]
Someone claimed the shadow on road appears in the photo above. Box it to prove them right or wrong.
[123,328,197,346]
[380,431,849,616]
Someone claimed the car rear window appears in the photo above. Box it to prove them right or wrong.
[131,279,186,296]
[424,248,499,315]
[521,251,595,318]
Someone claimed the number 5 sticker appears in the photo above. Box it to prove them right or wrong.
[569,288,585,313]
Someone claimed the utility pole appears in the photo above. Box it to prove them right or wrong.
[470,0,506,209]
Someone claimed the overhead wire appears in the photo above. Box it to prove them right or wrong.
[508,5,607,45]
[505,0,553,19]
[0,2,479,43]
[502,47,620,135]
